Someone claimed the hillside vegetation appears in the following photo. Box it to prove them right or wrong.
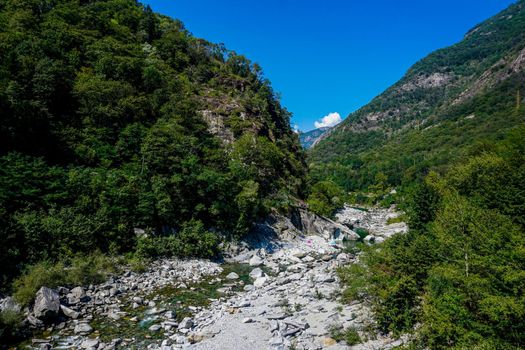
[339,128,525,349]
[308,2,525,349]
[0,0,306,291]
[309,0,525,192]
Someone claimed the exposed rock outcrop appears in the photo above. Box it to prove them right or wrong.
[289,207,358,243]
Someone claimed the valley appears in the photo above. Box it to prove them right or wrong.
[0,0,524,349]
[7,208,407,350]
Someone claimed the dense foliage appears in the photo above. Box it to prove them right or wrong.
[309,0,525,192]
[312,3,525,348]
[306,180,348,218]
[338,127,525,349]
[0,0,306,292]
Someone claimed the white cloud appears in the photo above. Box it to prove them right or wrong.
[314,112,342,129]
[293,124,300,134]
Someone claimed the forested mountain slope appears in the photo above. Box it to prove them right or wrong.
[0,0,306,289]
[309,0,525,191]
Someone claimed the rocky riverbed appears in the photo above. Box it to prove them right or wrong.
[3,205,408,350]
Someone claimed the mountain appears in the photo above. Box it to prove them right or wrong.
[299,127,331,149]
[0,0,306,289]
[309,0,525,191]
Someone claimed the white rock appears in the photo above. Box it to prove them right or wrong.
[80,338,99,349]
[253,277,267,288]
[249,255,264,267]
[60,305,79,319]
[178,317,194,330]
[336,253,349,262]
[226,272,239,280]
[149,324,161,332]
[70,286,85,299]
[237,300,251,307]
[249,268,264,279]
[74,322,93,334]
[290,249,307,258]
[33,287,60,320]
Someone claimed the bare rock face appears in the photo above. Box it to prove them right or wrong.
[33,287,60,321]
[290,207,358,243]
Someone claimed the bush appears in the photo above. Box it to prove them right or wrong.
[307,181,347,217]
[329,326,362,345]
[135,219,220,259]
[0,309,24,343]
[125,254,148,273]
[13,262,65,306]
[176,219,220,258]
[13,252,117,306]
[337,131,525,348]
[354,228,369,242]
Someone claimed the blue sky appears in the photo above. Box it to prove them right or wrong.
[143,0,516,132]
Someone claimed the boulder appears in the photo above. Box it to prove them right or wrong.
[289,249,307,259]
[27,315,44,327]
[33,287,60,321]
[148,324,161,332]
[70,286,85,299]
[315,274,335,283]
[249,255,264,267]
[290,207,359,241]
[74,322,93,334]
[225,272,239,280]
[253,277,267,288]
[249,268,264,279]
[81,338,99,349]
[336,253,349,262]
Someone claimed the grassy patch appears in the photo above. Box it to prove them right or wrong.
[330,326,362,346]
[13,252,117,306]
[337,263,369,302]
[0,309,25,343]
[386,215,407,225]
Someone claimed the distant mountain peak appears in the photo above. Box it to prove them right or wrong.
[299,127,332,149]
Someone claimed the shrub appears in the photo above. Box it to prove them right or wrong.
[176,219,220,258]
[0,309,24,342]
[135,219,220,259]
[354,228,369,242]
[13,252,116,306]
[125,254,148,273]
[13,262,65,306]
[329,326,362,345]
[307,181,347,217]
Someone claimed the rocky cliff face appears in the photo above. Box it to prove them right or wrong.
[331,1,525,137]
